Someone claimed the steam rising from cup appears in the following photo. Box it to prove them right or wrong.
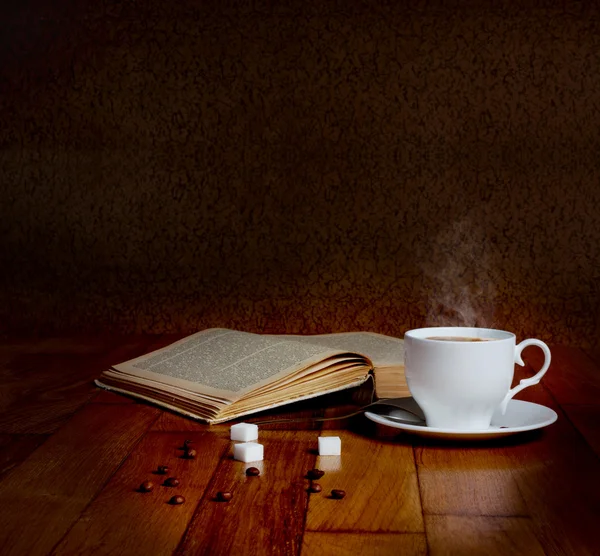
[421,218,496,328]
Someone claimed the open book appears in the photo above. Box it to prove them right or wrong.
[95,328,407,424]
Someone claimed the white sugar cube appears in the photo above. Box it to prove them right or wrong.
[318,436,341,456]
[233,442,264,463]
[230,422,258,442]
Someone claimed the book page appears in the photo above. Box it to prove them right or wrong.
[112,328,353,397]
[269,331,404,368]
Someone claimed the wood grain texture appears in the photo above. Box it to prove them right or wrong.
[0,336,157,434]
[524,345,600,405]
[411,359,600,555]
[305,431,424,533]
[561,404,600,457]
[506,416,600,556]
[0,403,159,556]
[151,410,215,432]
[415,443,528,517]
[426,516,545,556]
[54,431,230,556]
[506,368,600,555]
[91,390,137,404]
[177,430,316,556]
[0,337,597,555]
[0,351,98,434]
[302,532,427,556]
[0,433,48,479]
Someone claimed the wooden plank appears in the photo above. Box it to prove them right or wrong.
[426,516,545,555]
[54,430,230,556]
[415,443,528,517]
[562,404,600,457]
[152,411,224,432]
[584,346,600,368]
[0,336,158,434]
[305,431,424,533]
[0,403,159,556]
[177,430,316,555]
[506,366,600,555]
[414,359,600,555]
[523,345,600,405]
[151,406,322,432]
[506,412,600,556]
[0,433,47,479]
[302,532,427,555]
[91,390,137,404]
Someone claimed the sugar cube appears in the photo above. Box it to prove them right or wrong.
[230,422,258,442]
[233,442,264,463]
[318,436,341,456]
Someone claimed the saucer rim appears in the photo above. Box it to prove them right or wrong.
[364,399,558,436]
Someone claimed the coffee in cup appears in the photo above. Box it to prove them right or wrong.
[404,327,551,430]
[426,336,496,342]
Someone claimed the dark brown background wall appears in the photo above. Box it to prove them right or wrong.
[1,0,599,346]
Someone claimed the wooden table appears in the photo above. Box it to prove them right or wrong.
[0,335,598,555]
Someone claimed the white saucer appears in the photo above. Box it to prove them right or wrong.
[365,399,558,441]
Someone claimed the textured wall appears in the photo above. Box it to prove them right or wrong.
[1,0,599,346]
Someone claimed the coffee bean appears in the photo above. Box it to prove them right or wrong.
[308,483,322,493]
[170,495,185,505]
[216,491,233,502]
[156,466,169,475]
[331,489,346,499]
[183,448,197,459]
[306,468,325,480]
[246,467,260,476]
[139,481,154,493]
[164,477,180,487]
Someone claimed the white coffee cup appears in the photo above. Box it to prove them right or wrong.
[404,327,551,430]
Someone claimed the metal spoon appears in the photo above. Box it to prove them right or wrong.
[368,397,426,424]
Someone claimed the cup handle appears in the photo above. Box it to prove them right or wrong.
[499,339,551,414]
